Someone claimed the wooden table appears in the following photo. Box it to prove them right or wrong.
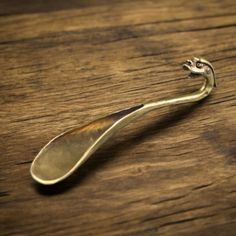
[1,1,236,235]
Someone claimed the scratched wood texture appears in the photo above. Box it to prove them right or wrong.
[1,0,236,235]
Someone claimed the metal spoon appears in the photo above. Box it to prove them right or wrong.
[30,57,216,185]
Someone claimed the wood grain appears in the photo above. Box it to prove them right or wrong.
[0,0,236,235]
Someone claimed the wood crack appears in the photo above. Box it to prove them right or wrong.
[142,204,213,223]
[157,213,217,230]
[0,191,10,197]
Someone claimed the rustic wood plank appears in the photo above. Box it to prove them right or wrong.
[1,0,236,235]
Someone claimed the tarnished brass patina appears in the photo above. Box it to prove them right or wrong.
[31,57,216,185]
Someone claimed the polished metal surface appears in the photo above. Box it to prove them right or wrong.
[31,57,216,185]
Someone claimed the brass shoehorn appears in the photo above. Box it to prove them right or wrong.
[31,57,216,185]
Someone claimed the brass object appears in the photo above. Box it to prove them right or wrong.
[31,57,216,185]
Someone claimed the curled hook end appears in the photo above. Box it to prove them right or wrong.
[182,57,216,88]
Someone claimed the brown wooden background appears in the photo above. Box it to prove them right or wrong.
[1,0,236,235]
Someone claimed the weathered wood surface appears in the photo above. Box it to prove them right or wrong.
[1,0,236,235]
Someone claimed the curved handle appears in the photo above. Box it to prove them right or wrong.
[30,57,216,185]
[144,57,216,111]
